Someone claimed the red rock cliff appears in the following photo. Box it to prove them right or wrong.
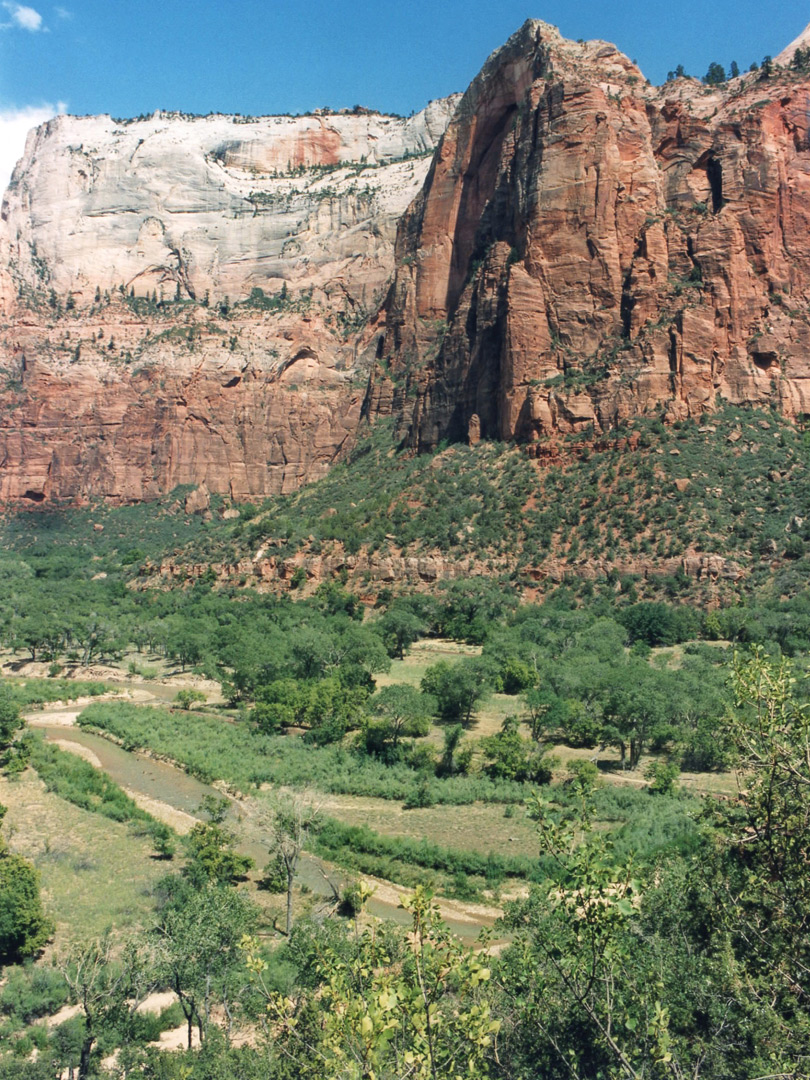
[0,103,457,503]
[367,20,810,449]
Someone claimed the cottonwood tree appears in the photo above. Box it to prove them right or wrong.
[59,933,157,1080]
[599,662,674,770]
[361,684,433,760]
[523,686,569,743]
[377,604,427,660]
[421,657,494,727]
[155,883,257,1049]
[261,794,320,936]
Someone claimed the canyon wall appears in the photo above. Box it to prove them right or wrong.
[5,17,810,505]
[0,101,457,501]
[367,20,810,449]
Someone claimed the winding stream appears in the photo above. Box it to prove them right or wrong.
[31,714,499,942]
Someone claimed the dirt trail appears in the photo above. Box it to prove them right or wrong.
[24,688,157,729]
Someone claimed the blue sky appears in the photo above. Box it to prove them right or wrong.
[1,1,809,186]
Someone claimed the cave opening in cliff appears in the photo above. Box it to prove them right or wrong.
[707,157,724,213]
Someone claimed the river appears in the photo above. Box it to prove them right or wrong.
[30,713,500,942]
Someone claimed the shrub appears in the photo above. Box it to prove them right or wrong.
[0,964,69,1026]
[0,849,52,964]
[174,689,206,710]
[645,760,680,795]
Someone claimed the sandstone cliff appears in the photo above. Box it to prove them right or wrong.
[5,16,810,507]
[367,20,810,449]
[0,103,456,306]
[0,101,457,501]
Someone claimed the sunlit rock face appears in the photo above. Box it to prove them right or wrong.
[368,20,810,448]
[0,102,458,305]
[5,14,810,507]
[0,100,458,502]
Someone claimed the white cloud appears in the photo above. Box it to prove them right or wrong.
[2,3,44,31]
[0,102,64,194]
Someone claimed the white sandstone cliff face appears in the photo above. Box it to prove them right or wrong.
[0,99,459,503]
[0,100,459,309]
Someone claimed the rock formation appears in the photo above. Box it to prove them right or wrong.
[5,16,810,505]
[0,101,457,501]
[367,20,810,449]
[0,104,456,306]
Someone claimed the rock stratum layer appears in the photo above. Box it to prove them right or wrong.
[0,102,457,501]
[367,20,810,449]
[4,17,810,504]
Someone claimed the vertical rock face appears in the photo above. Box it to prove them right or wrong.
[6,18,810,506]
[0,101,458,502]
[368,20,810,449]
[0,103,457,306]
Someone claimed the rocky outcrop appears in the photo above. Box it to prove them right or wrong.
[0,311,368,501]
[6,16,810,507]
[0,103,457,307]
[139,544,745,597]
[367,20,810,449]
[0,101,457,502]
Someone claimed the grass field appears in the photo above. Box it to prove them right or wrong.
[0,771,169,950]
[262,789,544,860]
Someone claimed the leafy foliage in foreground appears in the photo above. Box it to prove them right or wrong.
[2,654,809,1079]
[244,885,500,1080]
[495,651,810,1078]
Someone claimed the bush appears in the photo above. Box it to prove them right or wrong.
[645,760,680,795]
[0,850,52,964]
[500,657,538,695]
[565,759,601,792]
[174,689,206,710]
[0,965,69,1027]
